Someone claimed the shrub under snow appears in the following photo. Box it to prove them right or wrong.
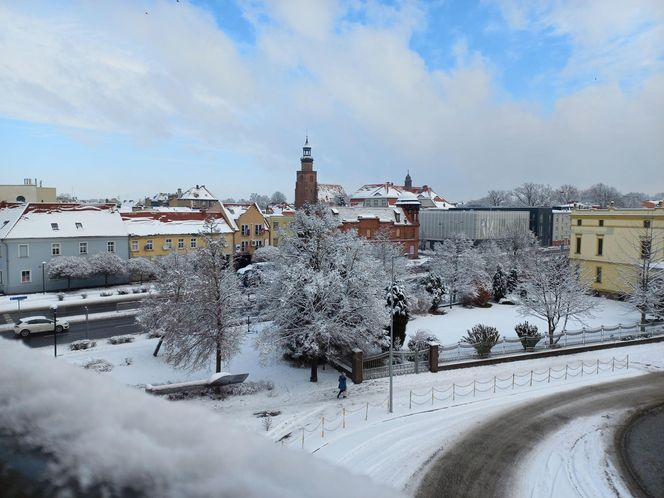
[69,339,96,351]
[107,335,135,345]
[462,324,500,358]
[83,358,114,372]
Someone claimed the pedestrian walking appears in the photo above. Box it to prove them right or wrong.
[337,372,348,398]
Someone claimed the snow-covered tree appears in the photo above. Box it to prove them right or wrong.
[89,252,126,286]
[431,234,485,306]
[502,222,538,271]
[492,265,508,302]
[138,233,244,373]
[407,330,437,351]
[270,191,287,204]
[126,257,156,284]
[513,182,553,207]
[556,184,580,205]
[258,206,388,382]
[620,226,664,324]
[486,189,512,207]
[582,183,623,208]
[506,268,519,293]
[385,283,409,349]
[252,245,279,263]
[249,193,270,210]
[518,254,597,345]
[371,226,407,282]
[47,256,91,290]
[422,273,445,312]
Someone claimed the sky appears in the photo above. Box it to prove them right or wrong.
[1,0,663,203]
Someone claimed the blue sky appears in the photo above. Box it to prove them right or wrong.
[1,0,663,202]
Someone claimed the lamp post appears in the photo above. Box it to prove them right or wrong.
[50,304,58,358]
[84,305,89,340]
[388,256,395,414]
[42,261,47,294]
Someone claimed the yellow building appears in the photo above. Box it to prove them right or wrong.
[123,212,234,258]
[570,207,664,295]
[224,203,270,254]
[265,204,296,247]
[0,179,56,203]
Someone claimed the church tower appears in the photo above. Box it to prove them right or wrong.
[295,136,318,209]
[404,170,412,190]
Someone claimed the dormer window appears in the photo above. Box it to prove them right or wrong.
[75,222,83,229]
[395,212,401,223]
[51,223,59,231]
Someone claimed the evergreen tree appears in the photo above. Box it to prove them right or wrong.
[492,265,508,301]
[506,268,519,294]
[423,273,445,312]
[386,283,409,349]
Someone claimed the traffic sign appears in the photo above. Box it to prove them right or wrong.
[9,296,27,301]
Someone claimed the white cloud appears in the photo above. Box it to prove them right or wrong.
[0,0,663,201]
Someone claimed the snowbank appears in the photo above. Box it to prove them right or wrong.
[0,339,402,498]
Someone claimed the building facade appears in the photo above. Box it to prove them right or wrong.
[123,212,234,258]
[294,138,317,208]
[569,207,664,295]
[0,203,129,294]
[265,204,295,247]
[224,203,270,255]
[552,210,571,247]
[420,209,530,248]
[0,179,56,204]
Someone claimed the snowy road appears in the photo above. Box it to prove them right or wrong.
[415,372,664,498]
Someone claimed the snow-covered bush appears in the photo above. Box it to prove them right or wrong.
[81,293,88,299]
[223,380,274,396]
[100,291,113,297]
[117,289,129,295]
[140,286,149,293]
[57,293,65,301]
[132,287,141,294]
[514,321,542,350]
[69,339,96,351]
[462,324,500,358]
[408,283,433,315]
[407,330,437,351]
[492,265,508,302]
[107,334,135,345]
[473,287,492,308]
[83,358,113,372]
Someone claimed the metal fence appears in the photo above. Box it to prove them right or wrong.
[438,321,664,364]
[363,349,429,380]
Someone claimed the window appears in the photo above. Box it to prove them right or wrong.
[255,224,263,235]
[598,220,604,227]
[597,238,603,256]
[51,243,61,256]
[641,239,652,260]
[575,237,582,254]
[395,213,401,223]
[164,239,172,250]
[79,242,88,254]
[190,238,197,248]
[131,240,139,252]
[0,271,3,284]
[644,220,651,228]
[107,241,115,253]
[75,222,83,229]
[16,195,25,203]
[51,223,59,231]
[241,224,250,236]
[273,221,279,230]
[145,240,153,251]
[577,219,582,226]
[595,267,602,283]
[178,238,185,249]
[241,240,249,252]
[21,270,31,283]
[18,244,29,258]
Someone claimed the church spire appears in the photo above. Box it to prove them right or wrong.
[405,170,412,189]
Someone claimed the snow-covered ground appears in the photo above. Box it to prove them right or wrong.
[407,296,641,345]
[32,307,664,496]
[0,283,152,314]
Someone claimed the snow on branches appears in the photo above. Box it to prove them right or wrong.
[257,206,389,382]
[47,256,92,289]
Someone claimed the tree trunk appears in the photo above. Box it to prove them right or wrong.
[67,277,71,291]
[104,274,109,287]
[153,337,163,357]
[310,360,318,382]
[216,342,222,373]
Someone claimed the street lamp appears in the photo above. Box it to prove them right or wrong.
[247,293,255,333]
[84,305,89,340]
[50,304,58,358]
[42,261,47,294]
[388,256,395,414]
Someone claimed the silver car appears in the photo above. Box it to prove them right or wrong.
[14,316,70,337]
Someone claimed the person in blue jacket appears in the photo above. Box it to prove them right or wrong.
[337,372,348,398]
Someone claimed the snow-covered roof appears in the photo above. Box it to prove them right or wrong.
[223,203,250,221]
[3,203,128,239]
[267,203,296,216]
[150,192,171,202]
[123,213,232,236]
[0,203,27,239]
[179,185,217,201]
[318,184,347,203]
[351,184,404,200]
[149,206,198,213]
[396,191,420,204]
[331,206,412,225]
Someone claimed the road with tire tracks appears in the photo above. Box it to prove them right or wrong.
[415,372,664,498]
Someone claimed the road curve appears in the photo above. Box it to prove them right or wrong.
[415,372,664,498]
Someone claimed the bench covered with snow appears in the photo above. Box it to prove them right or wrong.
[145,372,249,395]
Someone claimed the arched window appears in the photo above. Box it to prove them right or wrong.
[16,195,26,203]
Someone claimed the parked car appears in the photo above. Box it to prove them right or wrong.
[14,316,70,337]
